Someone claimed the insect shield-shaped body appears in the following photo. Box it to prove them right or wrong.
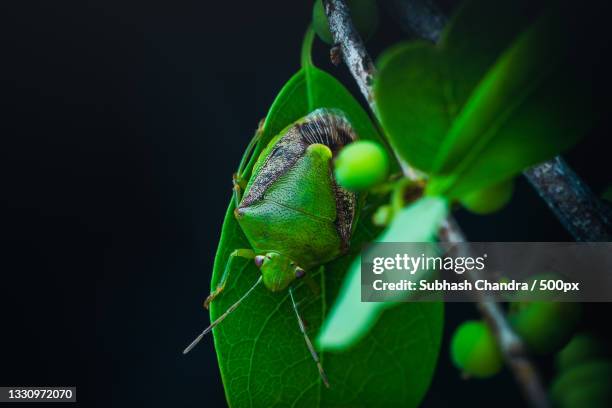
[184,109,359,387]
[236,109,357,292]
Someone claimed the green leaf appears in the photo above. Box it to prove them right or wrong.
[375,0,537,173]
[375,0,594,198]
[374,43,451,172]
[208,29,440,407]
[440,0,540,104]
[318,196,448,350]
[427,7,592,197]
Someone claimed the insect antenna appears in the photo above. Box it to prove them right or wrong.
[183,276,263,355]
[288,287,330,388]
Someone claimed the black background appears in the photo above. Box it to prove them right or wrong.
[1,0,611,407]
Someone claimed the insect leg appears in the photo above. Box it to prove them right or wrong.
[233,119,264,207]
[288,287,330,388]
[293,292,321,311]
[204,248,255,309]
[185,276,263,355]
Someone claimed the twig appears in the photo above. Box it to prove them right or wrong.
[524,158,612,241]
[323,0,377,108]
[385,0,612,242]
[439,218,550,408]
[323,1,550,407]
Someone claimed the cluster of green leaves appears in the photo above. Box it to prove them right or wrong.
[317,0,603,383]
[375,0,594,199]
[208,29,442,407]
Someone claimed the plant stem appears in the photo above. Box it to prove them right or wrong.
[439,218,550,408]
[322,0,377,108]
[384,0,612,242]
[524,157,612,241]
[323,1,550,406]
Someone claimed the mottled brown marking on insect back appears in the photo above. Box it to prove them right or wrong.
[239,127,305,209]
[332,178,356,252]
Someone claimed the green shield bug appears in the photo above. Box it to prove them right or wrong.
[184,109,359,387]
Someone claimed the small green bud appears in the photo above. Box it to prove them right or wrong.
[450,320,503,378]
[334,140,389,191]
[557,333,608,372]
[372,204,392,226]
[459,179,514,215]
[312,0,380,45]
[509,302,581,355]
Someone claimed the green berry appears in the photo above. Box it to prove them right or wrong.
[557,333,608,371]
[334,140,389,191]
[509,302,581,355]
[312,0,380,45]
[559,382,612,408]
[459,179,514,215]
[450,320,503,378]
[550,361,612,408]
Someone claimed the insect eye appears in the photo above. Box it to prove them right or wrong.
[254,255,265,268]
[295,268,306,279]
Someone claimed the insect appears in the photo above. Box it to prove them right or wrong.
[184,109,359,387]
